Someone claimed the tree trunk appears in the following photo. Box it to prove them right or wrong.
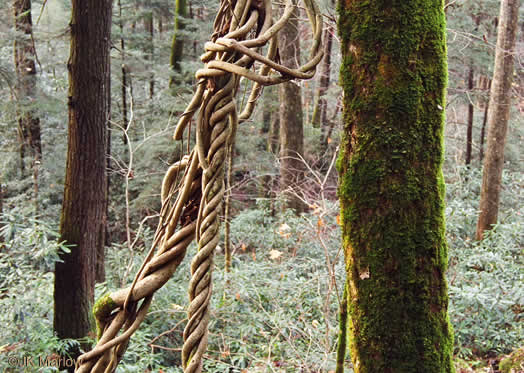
[54,0,111,362]
[475,0,520,240]
[479,100,488,163]
[169,0,187,88]
[268,87,280,155]
[13,0,41,194]
[335,280,348,373]
[144,7,154,98]
[118,0,128,145]
[478,76,490,164]
[465,64,474,166]
[337,1,454,372]
[312,0,334,151]
[279,4,305,213]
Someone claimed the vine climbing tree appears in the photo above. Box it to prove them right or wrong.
[75,0,323,372]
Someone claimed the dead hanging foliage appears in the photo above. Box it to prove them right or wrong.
[75,0,323,372]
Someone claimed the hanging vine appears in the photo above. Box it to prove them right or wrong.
[76,0,322,372]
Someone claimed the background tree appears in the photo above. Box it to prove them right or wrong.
[337,0,455,371]
[279,4,305,213]
[311,0,334,148]
[54,0,112,360]
[465,63,474,166]
[475,0,520,240]
[13,0,41,188]
[144,1,155,98]
[169,0,187,88]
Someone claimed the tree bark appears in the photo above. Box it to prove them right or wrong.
[279,4,305,213]
[465,64,474,166]
[337,1,454,372]
[13,0,41,192]
[475,0,520,240]
[54,0,111,362]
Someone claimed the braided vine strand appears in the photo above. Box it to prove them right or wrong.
[75,0,323,371]
[75,154,201,373]
[179,1,322,371]
[182,79,238,373]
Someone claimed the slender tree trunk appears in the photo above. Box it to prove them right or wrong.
[13,0,41,197]
[478,76,490,164]
[312,3,334,143]
[465,64,474,165]
[118,0,128,145]
[279,4,305,213]
[319,25,334,153]
[258,86,275,200]
[17,125,26,177]
[144,7,154,98]
[54,0,111,363]
[335,280,348,373]
[268,98,280,155]
[476,0,520,240]
[170,0,187,88]
[479,100,488,163]
[337,1,454,372]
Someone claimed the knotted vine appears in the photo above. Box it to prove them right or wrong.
[75,0,322,372]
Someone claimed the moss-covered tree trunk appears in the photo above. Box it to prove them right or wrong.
[475,0,520,240]
[13,0,41,188]
[54,0,111,363]
[337,1,455,372]
[279,4,305,213]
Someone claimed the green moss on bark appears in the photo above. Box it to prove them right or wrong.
[337,0,454,372]
[93,293,117,339]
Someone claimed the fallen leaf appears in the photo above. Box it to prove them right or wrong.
[336,214,341,226]
[278,223,291,238]
[269,249,283,260]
